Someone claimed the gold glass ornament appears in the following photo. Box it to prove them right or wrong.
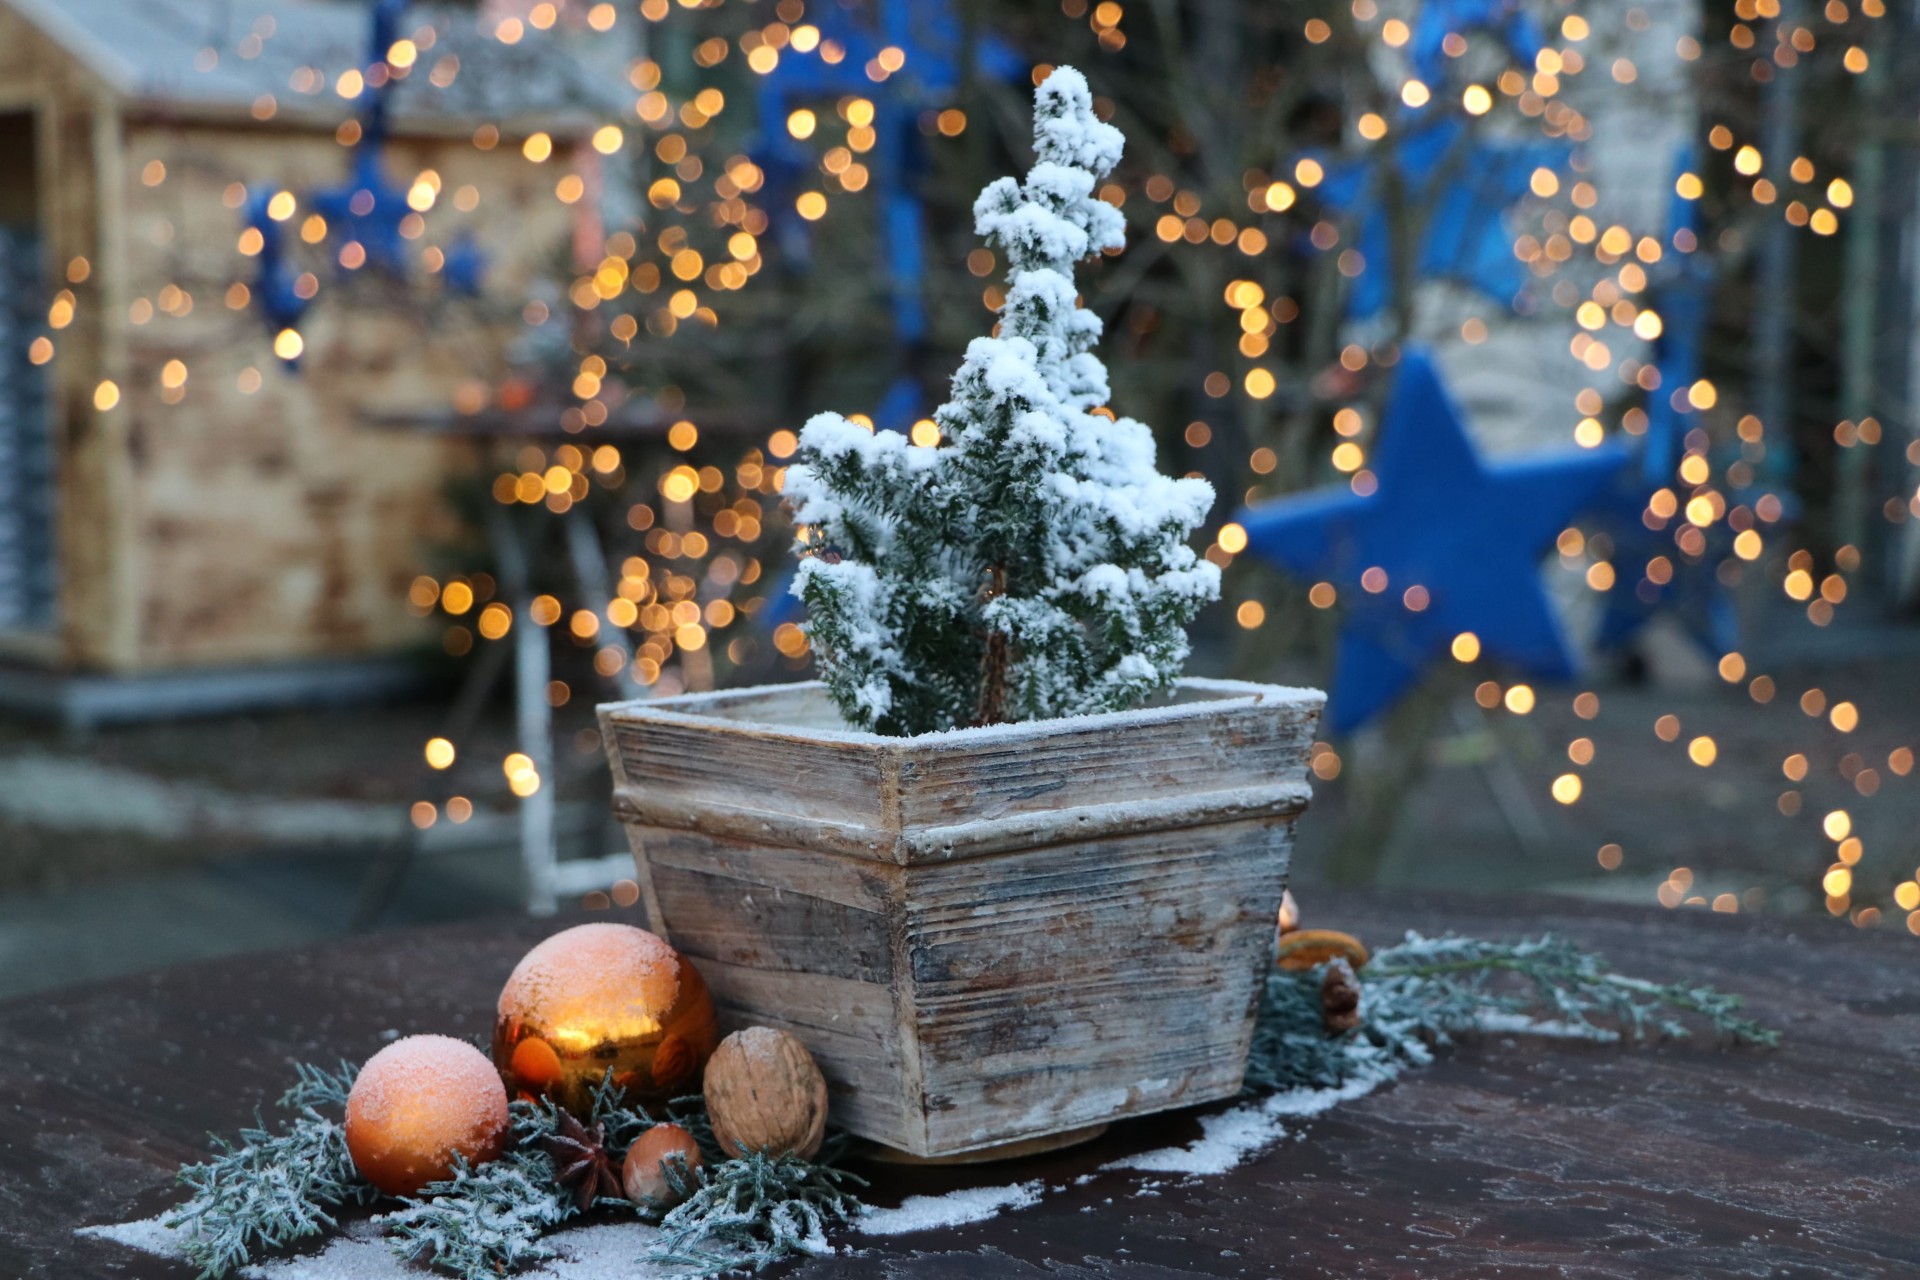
[493,922,720,1115]
[1274,928,1370,972]
[345,1034,510,1197]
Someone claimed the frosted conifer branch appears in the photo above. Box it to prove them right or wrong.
[385,1151,574,1279]
[165,1062,375,1279]
[646,1141,868,1275]
[1244,932,1778,1094]
[277,1059,359,1111]
[789,66,1219,735]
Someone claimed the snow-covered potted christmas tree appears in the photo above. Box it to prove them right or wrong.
[601,67,1323,1160]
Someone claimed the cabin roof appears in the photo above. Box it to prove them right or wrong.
[5,0,620,134]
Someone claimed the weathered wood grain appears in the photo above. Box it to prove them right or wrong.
[683,955,910,1141]
[600,678,1324,1157]
[903,817,1294,1153]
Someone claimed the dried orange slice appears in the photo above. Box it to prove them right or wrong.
[1274,928,1370,972]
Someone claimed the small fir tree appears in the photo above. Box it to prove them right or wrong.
[788,66,1220,736]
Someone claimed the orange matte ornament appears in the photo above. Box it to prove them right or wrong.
[344,1035,510,1197]
[493,922,721,1116]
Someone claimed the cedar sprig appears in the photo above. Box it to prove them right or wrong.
[277,1058,360,1110]
[583,1069,659,1151]
[379,1079,746,1277]
[165,1061,374,1279]
[1245,931,1777,1093]
[384,1150,574,1279]
[1366,932,1780,1047]
[646,1136,867,1275]
[1244,959,1411,1092]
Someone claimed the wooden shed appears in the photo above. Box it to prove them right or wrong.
[0,0,606,723]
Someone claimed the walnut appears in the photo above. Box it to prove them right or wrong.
[702,1027,828,1160]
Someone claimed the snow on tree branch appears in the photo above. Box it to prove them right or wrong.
[787,65,1220,735]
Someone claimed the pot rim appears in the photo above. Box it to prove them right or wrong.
[598,676,1325,751]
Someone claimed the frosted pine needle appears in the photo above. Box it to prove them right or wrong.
[1245,931,1777,1093]
[647,1142,867,1275]
[384,1150,574,1279]
[165,1061,373,1279]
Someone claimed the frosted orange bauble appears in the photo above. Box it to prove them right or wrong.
[493,922,720,1116]
[344,1034,509,1197]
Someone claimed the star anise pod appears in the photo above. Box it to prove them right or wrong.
[540,1111,623,1210]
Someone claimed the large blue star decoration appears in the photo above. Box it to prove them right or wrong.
[1309,116,1572,320]
[239,0,486,364]
[1589,479,1741,660]
[242,190,311,351]
[1408,0,1545,88]
[1236,348,1627,733]
[752,0,1021,344]
[1585,140,1787,661]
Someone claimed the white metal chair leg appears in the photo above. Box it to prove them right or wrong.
[487,504,559,915]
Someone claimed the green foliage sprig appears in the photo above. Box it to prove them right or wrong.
[165,1060,373,1279]
[385,1082,657,1279]
[385,1149,574,1278]
[647,1137,868,1276]
[1245,931,1777,1094]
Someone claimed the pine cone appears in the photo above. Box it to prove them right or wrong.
[539,1111,624,1210]
[1320,957,1362,1034]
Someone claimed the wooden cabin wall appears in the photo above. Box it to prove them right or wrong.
[0,11,123,668]
[108,121,577,671]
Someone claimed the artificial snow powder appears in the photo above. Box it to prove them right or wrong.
[1474,1011,1620,1041]
[855,1180,1045,1236]
[81,1215,693,1280]
[1104,1069,1397,1177]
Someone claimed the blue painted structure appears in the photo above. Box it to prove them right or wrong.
[1238,349,1625,732]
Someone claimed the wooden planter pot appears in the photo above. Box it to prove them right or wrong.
[599,677,1323,1160]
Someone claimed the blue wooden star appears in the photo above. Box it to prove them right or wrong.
[309,146,413,276]
[1408,0,1544,88]
[1588,143,1764,659]
[442,229,487,297]
[1590,488,1740,658]
[1237,348,1626,733]
[1311,117,1570,319]
[242,189,310,361]
[308,0,422,278]
[753,0,1021,343]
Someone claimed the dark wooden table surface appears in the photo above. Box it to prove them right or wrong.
[5,890,1915,1279]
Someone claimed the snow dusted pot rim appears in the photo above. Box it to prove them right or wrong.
[597,676,1324,750]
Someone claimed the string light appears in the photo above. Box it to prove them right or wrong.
[111,0,1899,929]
